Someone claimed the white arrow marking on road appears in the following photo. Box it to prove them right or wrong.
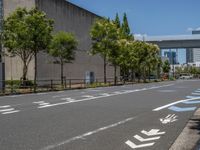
[134,134,160,142]
[160,114,178,124]
[125,140,155,149]
[141,129,165,136]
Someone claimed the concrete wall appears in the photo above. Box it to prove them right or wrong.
[3,0,119,80]
[36,0,117,80]
[3,0,35,80]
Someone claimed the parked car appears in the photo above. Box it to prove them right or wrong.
[179,74,193,79]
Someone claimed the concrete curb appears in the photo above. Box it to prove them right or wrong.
[170,108,200,150]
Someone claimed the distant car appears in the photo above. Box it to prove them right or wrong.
[179,75,193,79]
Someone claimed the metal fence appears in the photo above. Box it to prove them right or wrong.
[0,77,161,95]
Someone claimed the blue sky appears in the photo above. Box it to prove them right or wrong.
[70,0,200,36]
[69,0,200,64]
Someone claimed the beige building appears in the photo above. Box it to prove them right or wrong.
[3,0,119,81]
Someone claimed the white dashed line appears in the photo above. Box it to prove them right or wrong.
[39,84,174,109]
[41,116,137,150]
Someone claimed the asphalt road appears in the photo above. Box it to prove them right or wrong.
[0,80,200,150]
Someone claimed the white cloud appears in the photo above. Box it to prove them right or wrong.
[195,27,200,30]
[187,27,200,32]
[187,27,193,32]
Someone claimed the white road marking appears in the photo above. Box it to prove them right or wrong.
[41,117,137,150]
[0,108,14,112]
[53,95,68,98]
[125,140,155,149]
[39,84,174,109]
[160,114,178,124]
[36,93,48,95]
[153,97,200,111]
[113,91,123,94]
[2,110,20,114]
[134,135,160,142]
[39,103,50,106]
[192,93,200,95]
[7,95,23,98]
[99,93,111,96]
[82,95,95,98]
[141,129,165,136]
[0,105,10,108]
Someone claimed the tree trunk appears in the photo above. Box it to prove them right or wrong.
[114,64,117,85]
[131,68,135,82]
[22,61,28,84]
[34,51,37,93]
[61,62,64,85]
[143,68,146,83]
[148,66,151,82]
[104,56,107,84]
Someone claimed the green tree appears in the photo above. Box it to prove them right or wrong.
[25,8,53,91]
[162,60,171,74]
[90,18,119,84]
[3,8,34,82]
[114,13,121,28]
[48,31,78,85]
[121,13,133,40]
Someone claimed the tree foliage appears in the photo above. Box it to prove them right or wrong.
[90,13,161,83]
[162,60,171,73]
[90,18,120,83]
[3,8,34,81]
[3,7,53,88]
[48,31,78,84]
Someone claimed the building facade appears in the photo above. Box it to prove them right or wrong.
[186,30,200,63]
[3,0,118,81]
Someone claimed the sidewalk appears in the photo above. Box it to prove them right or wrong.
[170,108,200,150]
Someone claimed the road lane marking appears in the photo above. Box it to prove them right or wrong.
[192,93,200,95]
[0,105,10,108]
[125,129,165,149]
[0,108,14,112]
[0,105,20,115]
[39,84,174,109]
[82,95,95,98]
[41,116,137,150]
[153,97,200,111]
[2,110,20,114]
[168,106,196,112]
[186,96,200,99]
[182,100,200,104]
[141,129,165,136]
[134,135,160,142]
[160,114,178,124]
[125,140,155,149]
